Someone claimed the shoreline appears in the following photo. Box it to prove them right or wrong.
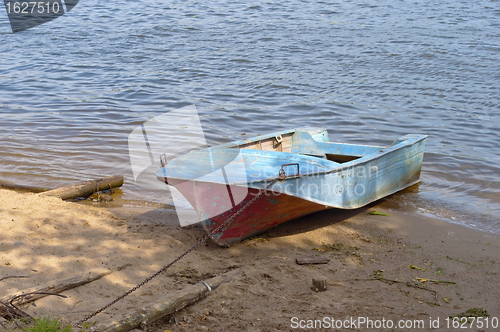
[1,189,498,331]
[3,174,498,237]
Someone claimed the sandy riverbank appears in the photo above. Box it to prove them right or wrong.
[1,189,499,331]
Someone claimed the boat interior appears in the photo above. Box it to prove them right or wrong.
[236,129,383,164]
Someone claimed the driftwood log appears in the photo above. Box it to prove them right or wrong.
[91,269,242,332]
[39,175,123,200]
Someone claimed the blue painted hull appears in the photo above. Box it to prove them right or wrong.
[156,127,427,245]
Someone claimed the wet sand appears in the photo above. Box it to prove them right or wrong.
[1,189,499,331]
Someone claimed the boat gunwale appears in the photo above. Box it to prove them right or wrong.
[157,133,427,185]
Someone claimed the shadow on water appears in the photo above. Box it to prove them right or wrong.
[265,206,373,240]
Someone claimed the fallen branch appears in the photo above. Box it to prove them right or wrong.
[90,268,242,332]
[1,276,34,323]
[39,175,123,200]
[0,276,29,282]
[0,299,33,322]
[2,270,115,306]
[9,292,67,308]
[1,294,67,326]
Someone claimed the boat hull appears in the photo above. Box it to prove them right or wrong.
[166,179,331,246]
[165,176,421,247]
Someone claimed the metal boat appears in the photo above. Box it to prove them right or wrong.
[156,127,426,246]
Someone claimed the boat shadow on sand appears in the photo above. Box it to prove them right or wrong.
[124,199,387,246]
[259,201,381,240]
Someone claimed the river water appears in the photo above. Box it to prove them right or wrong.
[1,0,499,233]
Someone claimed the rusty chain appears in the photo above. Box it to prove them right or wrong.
[76,170,287,326]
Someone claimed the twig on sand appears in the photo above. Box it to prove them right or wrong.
[1,267,128,327]
[1,294,68,328]
[0,276,29,283]
[0,299,33,323]
[1,268,127,306]
[428,279,456,284]
[355,276,439,301]
[9,292,67,310]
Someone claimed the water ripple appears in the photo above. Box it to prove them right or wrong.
[0,0,499,232]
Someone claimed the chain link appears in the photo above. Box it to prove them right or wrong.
[76,172,285,326]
